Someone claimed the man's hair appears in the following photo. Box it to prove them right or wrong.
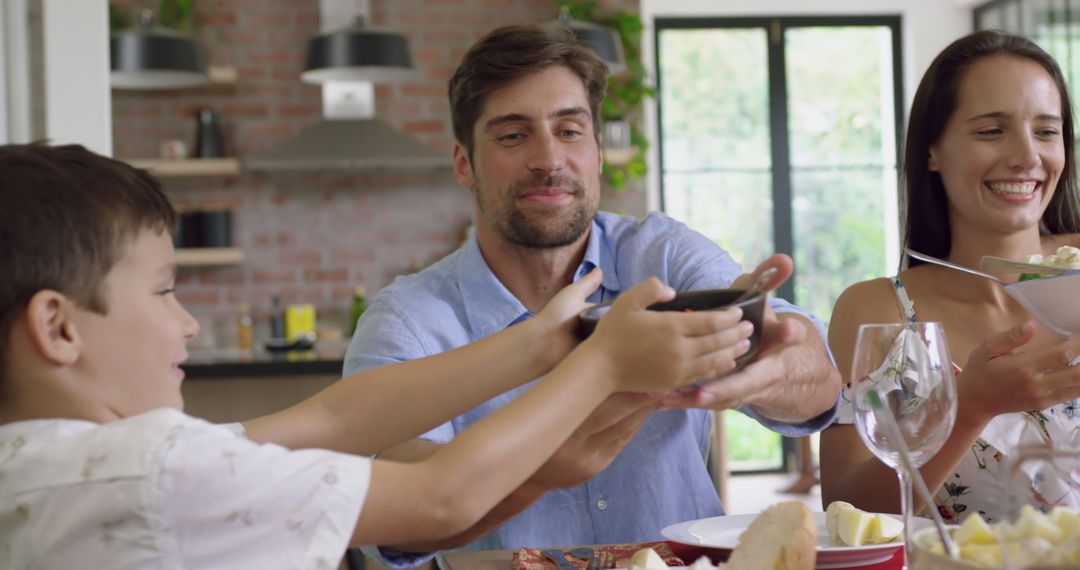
[448,22,609,159]
[902,30,1080,267]
[0,143,177,381]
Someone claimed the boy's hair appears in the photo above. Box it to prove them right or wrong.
[0,143,177,382]
[448,22,609,161]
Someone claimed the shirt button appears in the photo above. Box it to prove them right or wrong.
[596,499,608,511]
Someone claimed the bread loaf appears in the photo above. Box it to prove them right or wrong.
[723,501,816,570]
[629,501,817,570]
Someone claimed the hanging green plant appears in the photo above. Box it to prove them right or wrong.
[158,0,196,32]
[557,0,655,191]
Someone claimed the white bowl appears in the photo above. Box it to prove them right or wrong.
[1005,272,1080,337]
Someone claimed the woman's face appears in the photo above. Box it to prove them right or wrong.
[929,54,1065,237]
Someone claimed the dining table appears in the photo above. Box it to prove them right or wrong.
[441,541,906,569]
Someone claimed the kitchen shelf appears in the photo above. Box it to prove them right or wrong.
[128,157,242,177]
[176,247,244,267]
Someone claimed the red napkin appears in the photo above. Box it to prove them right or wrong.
[512,541,683,569]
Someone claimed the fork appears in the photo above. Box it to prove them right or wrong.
[586,550,615,570]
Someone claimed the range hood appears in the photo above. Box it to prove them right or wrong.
[245,0,450,172]
[244,118,450,171]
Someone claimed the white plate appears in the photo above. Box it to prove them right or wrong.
[662,511,931,569]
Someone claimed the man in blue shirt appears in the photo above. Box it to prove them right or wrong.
[345,22,841,567]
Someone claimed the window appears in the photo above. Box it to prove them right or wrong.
[976,0,1080,109]
[656,16,903,471]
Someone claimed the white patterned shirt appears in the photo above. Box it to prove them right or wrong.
[0,408,370,569]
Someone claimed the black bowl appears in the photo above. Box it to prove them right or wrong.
[577,288,766,368]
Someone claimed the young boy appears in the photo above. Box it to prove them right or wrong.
[0,144,749,568]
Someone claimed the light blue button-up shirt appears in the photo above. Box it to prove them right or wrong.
[345,211,837,567]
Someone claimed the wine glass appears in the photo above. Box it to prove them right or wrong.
[851,322,958,568]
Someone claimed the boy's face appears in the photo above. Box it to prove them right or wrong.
[72,228,199,417]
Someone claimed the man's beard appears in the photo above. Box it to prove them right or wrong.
[478,174,596,249]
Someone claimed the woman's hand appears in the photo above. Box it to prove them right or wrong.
[958,320,1080,424]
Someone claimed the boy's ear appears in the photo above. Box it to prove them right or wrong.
[24,290,83,366]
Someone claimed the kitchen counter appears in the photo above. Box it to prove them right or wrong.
[182,346,346,379]
[180,342,349,423]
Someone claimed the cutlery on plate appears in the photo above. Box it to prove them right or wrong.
[865,389,960,559]
[540,548,574,569]
[586,550,615,569]
[980,255,1067,277]
[905,248,1006,286]
[568,547,594,566]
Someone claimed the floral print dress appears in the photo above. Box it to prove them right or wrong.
[835,276,1080,523]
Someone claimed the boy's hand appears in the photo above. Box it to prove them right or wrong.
[588,277,753,393]
[531,268,604,372]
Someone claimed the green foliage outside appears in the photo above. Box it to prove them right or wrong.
[109,0,195,32]
[659,25,897,327]
[724,410,782,469]
[661,25,900,468]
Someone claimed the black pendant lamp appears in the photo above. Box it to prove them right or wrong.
[559,7,626,76]
[110,10,207,90]
[301,16,413,84]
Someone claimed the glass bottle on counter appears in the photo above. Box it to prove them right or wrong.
[270,295,286,340]
[236,303,253,350]
[349,285,368,337]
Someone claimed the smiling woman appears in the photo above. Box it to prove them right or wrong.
[822,29,1080,525]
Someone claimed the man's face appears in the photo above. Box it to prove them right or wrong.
[455,65,603,249]
[72,228,199,417]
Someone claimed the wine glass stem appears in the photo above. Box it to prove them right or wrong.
[898,470,915,570]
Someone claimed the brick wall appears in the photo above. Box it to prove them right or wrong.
[110,0,643,342]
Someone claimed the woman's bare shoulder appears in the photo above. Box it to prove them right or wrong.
[835,276,899,308]
[830,277,903,328]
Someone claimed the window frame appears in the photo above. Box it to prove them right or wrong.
[653,15,904,303]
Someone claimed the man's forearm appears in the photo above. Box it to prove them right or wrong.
[751,314,840,422]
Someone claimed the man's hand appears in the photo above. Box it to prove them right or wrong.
[383,392,661,553]
[529,391,661,488]
[659,253,840,422]
[661,313,808,411]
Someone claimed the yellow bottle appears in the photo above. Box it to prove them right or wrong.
[236,303,253,350]
[285,303,317,342]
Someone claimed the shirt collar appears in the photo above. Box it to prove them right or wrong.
[457,219,623,337]
[456,236,531,338]
[578,218,622,298]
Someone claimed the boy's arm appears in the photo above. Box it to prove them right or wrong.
[353,345,616,545]
[349,278,746,546]
[240,270,600,455]
[373,392,659,552]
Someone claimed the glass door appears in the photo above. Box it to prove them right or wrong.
[656,16,903,472]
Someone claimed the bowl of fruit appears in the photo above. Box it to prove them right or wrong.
[910,505,1080,569]
[1000,246,1080,337]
